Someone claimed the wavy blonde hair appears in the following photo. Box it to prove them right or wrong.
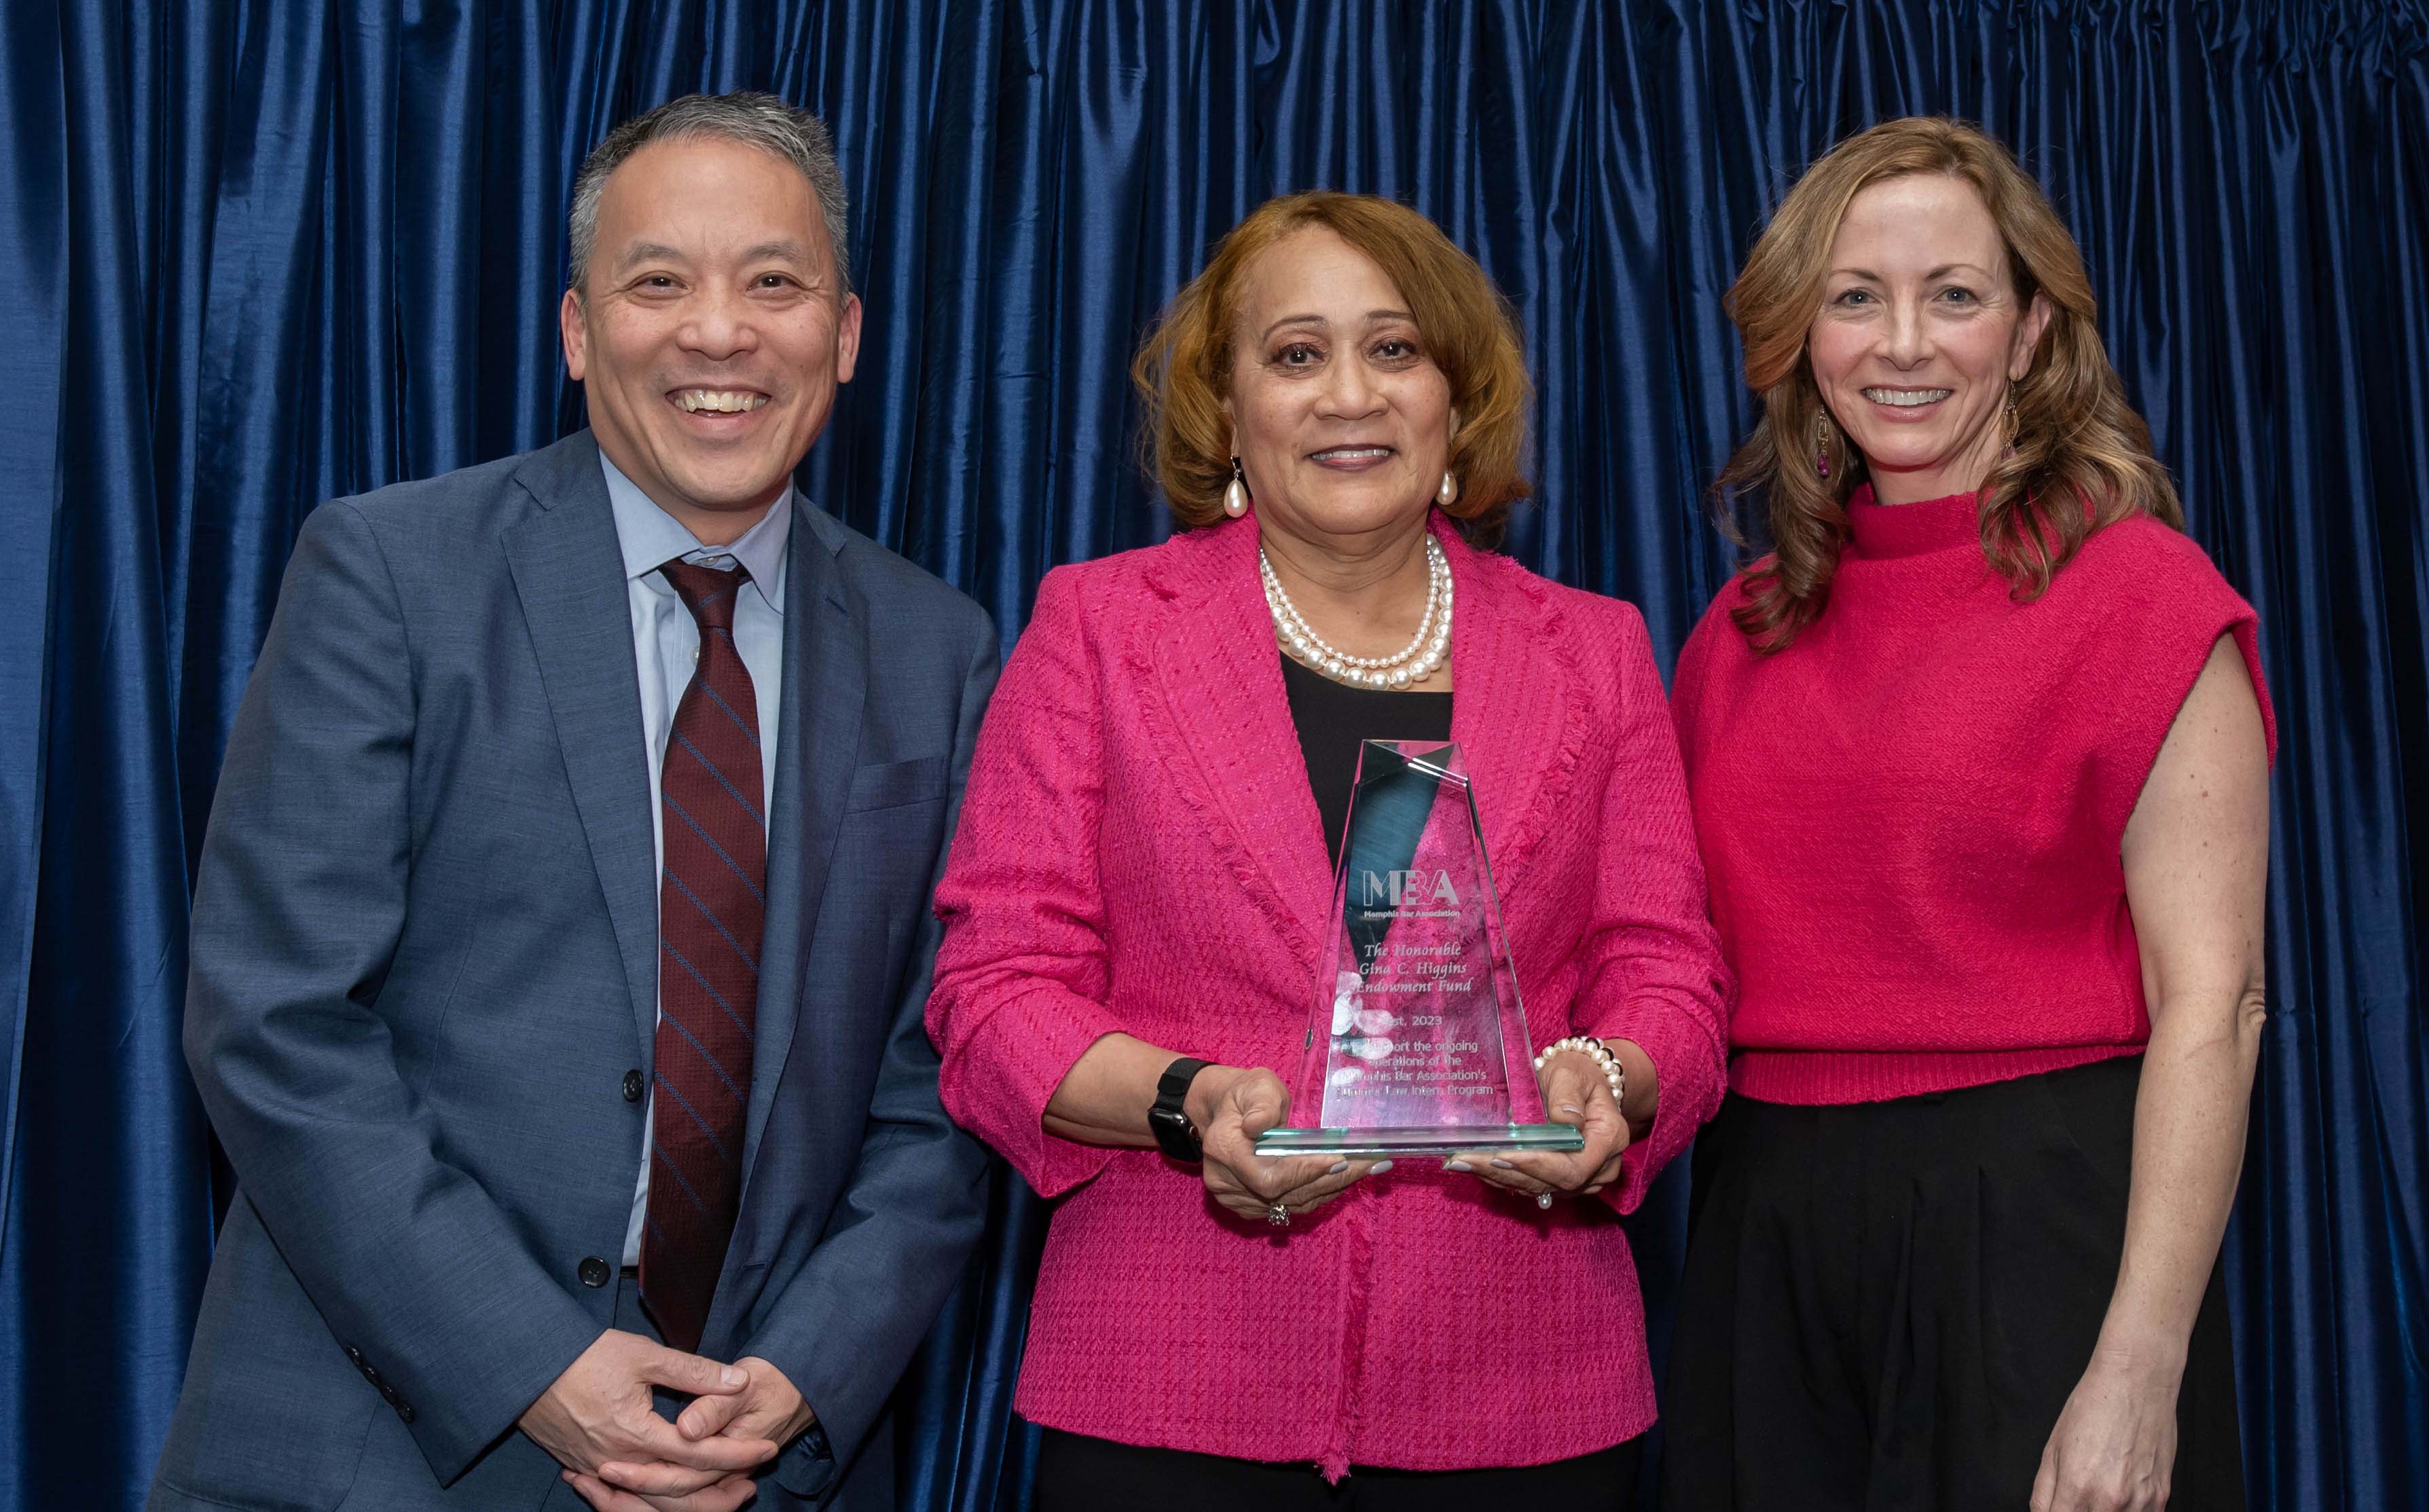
[1133,191,1532,546]
[1719,117,2183,651]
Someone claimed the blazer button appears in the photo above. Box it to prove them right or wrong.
[623,1069,645,1103]
[397,1403,416,1424]
[579,1256,611,1289]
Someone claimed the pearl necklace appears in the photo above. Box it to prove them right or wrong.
[1260,536,1452,688]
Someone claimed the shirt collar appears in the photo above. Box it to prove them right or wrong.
[598,449,791,616]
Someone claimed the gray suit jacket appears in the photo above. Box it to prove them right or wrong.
[149,431,996,1512]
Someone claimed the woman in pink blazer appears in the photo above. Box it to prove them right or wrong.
[926,193,1730,1511]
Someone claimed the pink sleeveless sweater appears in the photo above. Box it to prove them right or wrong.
[1670,486,2276,1105]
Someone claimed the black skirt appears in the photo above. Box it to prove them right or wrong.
[1658,1055,2243,1510]
[1037,1429,1643,1512]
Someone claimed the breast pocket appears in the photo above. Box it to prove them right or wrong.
[845,754,949,813]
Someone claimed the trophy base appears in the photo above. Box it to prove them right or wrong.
[1253,1123,1588,1158]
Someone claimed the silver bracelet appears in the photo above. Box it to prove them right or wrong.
[1533,1035,1625,1109]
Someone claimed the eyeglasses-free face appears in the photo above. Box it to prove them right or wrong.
[1806,172,2051,506]
[1224,227,1456,553]
[561,134,862,540]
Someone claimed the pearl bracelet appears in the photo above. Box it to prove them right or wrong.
[1534,1035,1626,1109]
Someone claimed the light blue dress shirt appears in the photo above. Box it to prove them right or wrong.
[600,451,790,1267]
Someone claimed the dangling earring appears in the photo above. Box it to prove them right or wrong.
[1813,409,1833,479]
[2001,396,2020,459]
[1223,457,1249,518]
[1437,468,1459,506]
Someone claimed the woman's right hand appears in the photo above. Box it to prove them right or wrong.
[1187,1065,1387,1223]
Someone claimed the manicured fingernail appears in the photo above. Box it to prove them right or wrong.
[1491,1158,1515,1169]
[1558,1103,1582,1116]
[720,1365,746,1387]
[1328,1160,1349,1174]
[1444,1159,1472,1172]
[1369,1161,1393,1174]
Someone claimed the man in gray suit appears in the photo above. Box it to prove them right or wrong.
[149,93,993,1512]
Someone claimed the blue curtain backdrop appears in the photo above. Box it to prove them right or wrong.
[3,2,2424,1509]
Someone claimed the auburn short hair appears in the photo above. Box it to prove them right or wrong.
[1132,191,1532,545]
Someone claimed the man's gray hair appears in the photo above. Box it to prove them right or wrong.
[567,92,852,298]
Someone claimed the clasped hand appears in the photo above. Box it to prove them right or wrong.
[520,1329,814,1512]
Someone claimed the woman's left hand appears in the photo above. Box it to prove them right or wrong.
[1447,1048,1629,1204]
[2030,1349,2181,1511]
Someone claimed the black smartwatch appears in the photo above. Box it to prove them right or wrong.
[1148,1057,1213,1162]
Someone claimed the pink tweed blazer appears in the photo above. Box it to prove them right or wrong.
[926,515,1730,1477]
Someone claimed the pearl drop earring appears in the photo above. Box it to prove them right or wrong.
[1437,469,1459,506]
[1224,458,1249,518]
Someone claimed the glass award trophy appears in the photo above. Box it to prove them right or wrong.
[1256,740,1584,1158]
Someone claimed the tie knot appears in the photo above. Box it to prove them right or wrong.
[660,557,748,632]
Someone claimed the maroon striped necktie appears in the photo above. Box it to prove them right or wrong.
[641,557,765,1353]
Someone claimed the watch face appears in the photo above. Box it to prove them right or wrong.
[1148,1103,1199,1159]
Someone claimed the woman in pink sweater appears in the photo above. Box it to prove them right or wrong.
[1662,119,2273,1512]
[926,193,1729,1509]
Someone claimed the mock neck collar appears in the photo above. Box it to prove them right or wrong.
[1845,483,1983,560]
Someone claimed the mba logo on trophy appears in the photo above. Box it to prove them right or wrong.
[1361,869,1459,907]
[1257,741,1584,1157]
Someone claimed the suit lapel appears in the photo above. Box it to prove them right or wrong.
[1131,519,1590,955]
[738,508,863,1189]
[1139,521,1335,961]
[501,433,661,1059]
[1439,523,1586,904]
